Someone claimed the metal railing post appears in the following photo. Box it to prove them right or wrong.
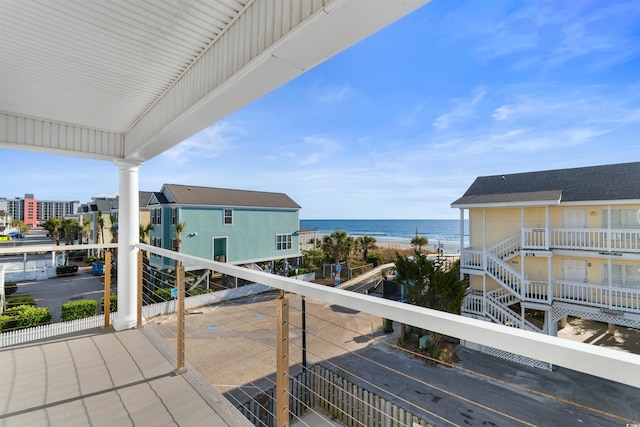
[276,291,290,427]
[103,251,111,328]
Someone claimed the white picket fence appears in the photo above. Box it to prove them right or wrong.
[0,314,106,347]
[1,283,275,348]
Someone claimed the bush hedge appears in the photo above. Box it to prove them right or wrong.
[101,294,118,313]
[56,265,79,276]
[0,305,51,332]
[61,300,98,321]
[4,281,18,296]
[6,296,36,308]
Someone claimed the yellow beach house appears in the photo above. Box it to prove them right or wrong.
[452,162,640,367]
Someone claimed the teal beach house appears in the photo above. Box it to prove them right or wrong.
[148,184,302,270]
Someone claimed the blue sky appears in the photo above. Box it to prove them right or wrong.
[2,0,639,219]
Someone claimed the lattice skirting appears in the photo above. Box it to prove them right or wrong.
[462,313,552,371]
[475,344,553,371]
[552,306,640,328]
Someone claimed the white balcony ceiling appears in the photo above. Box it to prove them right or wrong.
[0,0,429,162]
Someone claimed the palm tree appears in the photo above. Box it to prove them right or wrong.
[108,213,118,244]
[410,228,428,253]
[139,223,154,243]
[95,211,105,258]
[83,218,91,246]
[174,222,186,252]
[357,235,378,261]
[139,223,154,297]
[322,230,354,265]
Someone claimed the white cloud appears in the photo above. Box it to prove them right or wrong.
[312,84,355,104]
[161,122,246,165]
[298,136,340,166]
[434,88,486,130]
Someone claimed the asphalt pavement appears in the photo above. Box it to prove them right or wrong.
[150,292,640,427]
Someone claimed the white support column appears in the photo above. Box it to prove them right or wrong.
[459,209,465,280]
[607,205,611,252]
[113,159,143,331]
[545,206,550,250]
[521,207,525,248]
[548,256,553,304]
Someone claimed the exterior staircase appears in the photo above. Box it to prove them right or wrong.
[465,233,543,334]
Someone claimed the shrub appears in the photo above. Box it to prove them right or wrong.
[84,256,97,264]
[68,250,88,260]
[6,296,36,308]
[61,300,98,321]
[151,288,173,303]
[4,281,18,296]
[56,265,79,276]
[2,305,51,330]
[288,268,309,277]
[0,315,17,332]
[187,288,202,296]
[150,287,201,302]
[366,253,384,267]
[101,294,118,313]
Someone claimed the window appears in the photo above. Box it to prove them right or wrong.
[602,262,640,288]
[276,234,292,251]
[151,208,161,225]
[171,208,177,225]
[602,209,640,229]
[224,209,233,225]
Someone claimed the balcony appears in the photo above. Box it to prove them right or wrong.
[524,227,640,253]
[1,242,640,425]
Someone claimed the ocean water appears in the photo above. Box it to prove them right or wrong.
[300,219,469,251]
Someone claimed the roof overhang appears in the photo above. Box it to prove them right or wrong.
[451,190,563,209]
[1,0,430,163]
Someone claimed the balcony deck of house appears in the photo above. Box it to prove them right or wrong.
[2,242,640,426]
[0,327,251,426]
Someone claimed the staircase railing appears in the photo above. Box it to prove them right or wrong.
[486,251,522,297]
[488,233,521,260]
[487,288,519,306]
[484,293,541,333]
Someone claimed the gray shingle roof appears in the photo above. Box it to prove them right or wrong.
[162,184,301,209]
[452,162,640,206]
[111,191,154,209]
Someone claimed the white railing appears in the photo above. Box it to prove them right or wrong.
[489,233,521,260]
[463,292,541,333]
[552,280,640,313]
[523,280,550,304]
[483,295,541,333]
[485,252,522,297]
[487,288,519,306]
[521,227,640,253]
[2,242,639,387]
[460,248,483,270]
[462,291,483,315]
[523,228,546,249]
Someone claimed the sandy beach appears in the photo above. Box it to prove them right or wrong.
[316,234,461,254]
